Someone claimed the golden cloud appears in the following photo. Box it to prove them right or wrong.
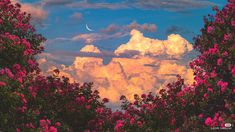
[40,30,195,103]
[80,45,101,53]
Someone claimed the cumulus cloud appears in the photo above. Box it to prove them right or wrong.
[115,29,193,57]
[80,45,101,53]
[11,0,48,23]
[39,29,195,103]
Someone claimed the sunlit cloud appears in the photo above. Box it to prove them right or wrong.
[115,29,193,57]
[80,45,101,53]
[39,29,194,103]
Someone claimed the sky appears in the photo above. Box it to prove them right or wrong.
[15,0,227,106]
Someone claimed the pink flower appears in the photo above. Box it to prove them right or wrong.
[170,118,176,125]
[55,122,61,127]
[102,98,109,103]
[203,93,208,99]
[0,69,5,75]
[49,126,57,132]
[175,128,180,132]
[16,128,20,132]
[141,94,146,98]
[232,20,235,26]
[0,81,6,87]
[130,118,135,125]
[218,117,223,122]
[22,39,31,49]
[205,117,213,126]
[207,88,213,92]
[24,49,33,56]
[217,80,228,92]
[137,121,142,128]
[222,51,228,56]
[86,105,91,110]
[210,70,217,78]
[76,96,86,104]
[13,64,21,71]
[217,58,222,66]
[5,68,14,78]
[220,123,225,128]
[231,66,235,76]
[207,26,214,33]
[0,18,3,25]
[223,34,230,41]
[114,120,124,131]
[40,119,47,127]
[28,86,33,92]
[199,114,204,118]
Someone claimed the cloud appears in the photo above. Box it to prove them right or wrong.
[66,0,128,10]
[101,21,157,34]
[127,21,157,32]
[80,45,101,53]
[115,29,193,57]
[71,22,156,44]
[41,0,214,12]
[42,0,75,6]
[46,22,156,45]
[39,30,195,103]
[70,12,83,20]
[11,0,48,23]
[72,32,127,44]
[166,26,195,36]
[129,0,214,11]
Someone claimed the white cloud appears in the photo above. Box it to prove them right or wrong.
[115,29,193,57]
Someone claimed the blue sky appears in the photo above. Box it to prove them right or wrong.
[19,0,227,53]
[18,0,229,104]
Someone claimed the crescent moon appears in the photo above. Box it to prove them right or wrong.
[86,24,94,32]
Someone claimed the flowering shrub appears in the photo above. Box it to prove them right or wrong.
[116,0,235,131]
[0,1,110,131]
[0,0,234,131]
